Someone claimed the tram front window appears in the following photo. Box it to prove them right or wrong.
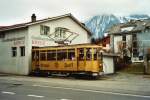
[86,48,92,60]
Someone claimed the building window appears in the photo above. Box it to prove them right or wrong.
[0,33,5,38]
[139,55,143,60]
[122,35,126,41]
[40,25,50,35]
[133,42,137,48]
[132,34,137,40]
[12,47,17,57]
[122,42,126,48]
[144,29,149,33]
[147,54,150,61]
[20,46,25,56]
[133,49,139,57]
[55,27,66,38]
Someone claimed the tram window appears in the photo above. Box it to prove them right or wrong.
[36,51,39,60]
[32,51,35,61]
[94,48,98,60]
[86,48,92,60]
[32,51,39,61]
[57,50,67,60]
[40,51,46,61]
[47,50,56,60]
[68,49,75,60]
[79,48,84,60]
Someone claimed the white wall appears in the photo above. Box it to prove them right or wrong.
[28,16,91,47]
[114,36,122,53]
[126,35,132,47]
[27,17,91,73]
[0,28,29,75]
[0,16,91,75]
[103,56,114,74]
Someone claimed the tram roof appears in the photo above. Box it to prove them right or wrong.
[32,43,102,50]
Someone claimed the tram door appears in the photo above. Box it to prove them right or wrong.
[85,48,93,71]
[32,50,40,70]
[77,48,85,71]
[77,48,94,72]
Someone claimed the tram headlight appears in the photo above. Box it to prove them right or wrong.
[99,63,102,67]
[92,73,98,76]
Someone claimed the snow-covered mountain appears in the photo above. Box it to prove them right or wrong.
[85,14,150,39]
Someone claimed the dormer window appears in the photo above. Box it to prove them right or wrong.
[55,27,67,39]
[40,25,50,35]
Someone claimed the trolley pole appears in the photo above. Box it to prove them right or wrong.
[143,43,149,74]
[143,53,148,74]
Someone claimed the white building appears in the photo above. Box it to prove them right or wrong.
[0,13,92,75]
[109,19,150,63]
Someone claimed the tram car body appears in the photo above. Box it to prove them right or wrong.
[32,44,103,77]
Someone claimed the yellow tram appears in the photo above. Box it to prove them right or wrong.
[32,44,103,77]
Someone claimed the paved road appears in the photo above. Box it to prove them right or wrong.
[0,77,150,100]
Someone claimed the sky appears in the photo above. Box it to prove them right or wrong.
[0,0,150,25]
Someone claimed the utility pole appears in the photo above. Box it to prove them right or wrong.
[143,53,148,74]
[143,44,148,74]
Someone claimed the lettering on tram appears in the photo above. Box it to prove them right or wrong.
[41,64,49,68]
[64,63,73,68]
[31,44,103,79]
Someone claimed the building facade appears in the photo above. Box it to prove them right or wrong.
[108,19,150,63]
[0,13,92,75]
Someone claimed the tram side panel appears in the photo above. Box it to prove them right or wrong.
[38,61,78,72]
[77,48,102,74]
[31,46,103,76]
[32,50,40,71]
[32,49,78,72]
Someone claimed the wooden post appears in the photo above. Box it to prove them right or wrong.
[143,49,148,74]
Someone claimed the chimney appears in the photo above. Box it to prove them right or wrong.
[31,14,36,22]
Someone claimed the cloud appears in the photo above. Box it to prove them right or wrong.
[0,0,150,25]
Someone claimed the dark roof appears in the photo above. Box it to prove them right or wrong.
[109,19,150,35]
[0,13,92,36]
[0,23,28,31]
[0,26,6,28]
[102,53,119,57]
